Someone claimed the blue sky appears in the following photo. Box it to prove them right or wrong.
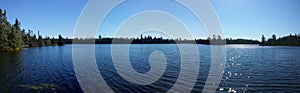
[0,0,300,40]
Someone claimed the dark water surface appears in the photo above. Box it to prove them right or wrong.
[0,44,299,92]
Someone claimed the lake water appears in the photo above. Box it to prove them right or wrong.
[0,44,299,92]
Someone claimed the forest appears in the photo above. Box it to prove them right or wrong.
[0,9,65,52]
[261,34,300,46]
[67,34,259,45]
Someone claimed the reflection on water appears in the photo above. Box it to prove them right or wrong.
[0,46,81,93]
[0,44,299,92]
[17,83,59,92]
[219,45,300,92]
[0,51,23,92]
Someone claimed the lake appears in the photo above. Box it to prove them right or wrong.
[0,44,299,92]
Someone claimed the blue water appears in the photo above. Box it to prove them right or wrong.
[0,44,299,92]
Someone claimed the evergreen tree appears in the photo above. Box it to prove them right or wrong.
[3,10,6,17]
[0,9,10,51]
[207,34,211,40]
[212,34,217,40]
[261,35,266,45]
[272,34,276,40]
[217,35,222,40]
[98,35,102,40]
[51,37,57,45]
[58,34,65,46]
[0,8,64,51]
[8,19,22,50]
[44,37,52,46]
[31,34,38,47]
[21,29,31,46]
[38,35,43,47]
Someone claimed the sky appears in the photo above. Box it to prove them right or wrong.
[0,0,300,40]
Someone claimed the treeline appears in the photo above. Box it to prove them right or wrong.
[68,34,259,45]
[69,34,211,44]
[202,34,259,45]
[261,34,300,46]
[226,38,260,44]
[68,35,185,44]
[0,9,65,52]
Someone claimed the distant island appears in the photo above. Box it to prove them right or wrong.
[66,34,259,45]
[0,8,299,52]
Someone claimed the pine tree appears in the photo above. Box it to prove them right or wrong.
[261,35,266,46]
[0,9,10,51]
[11,19,23,50]
[45,37,52,46]
[51,37,57,45]
[58,34,65,46]
[272,34,276,41]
